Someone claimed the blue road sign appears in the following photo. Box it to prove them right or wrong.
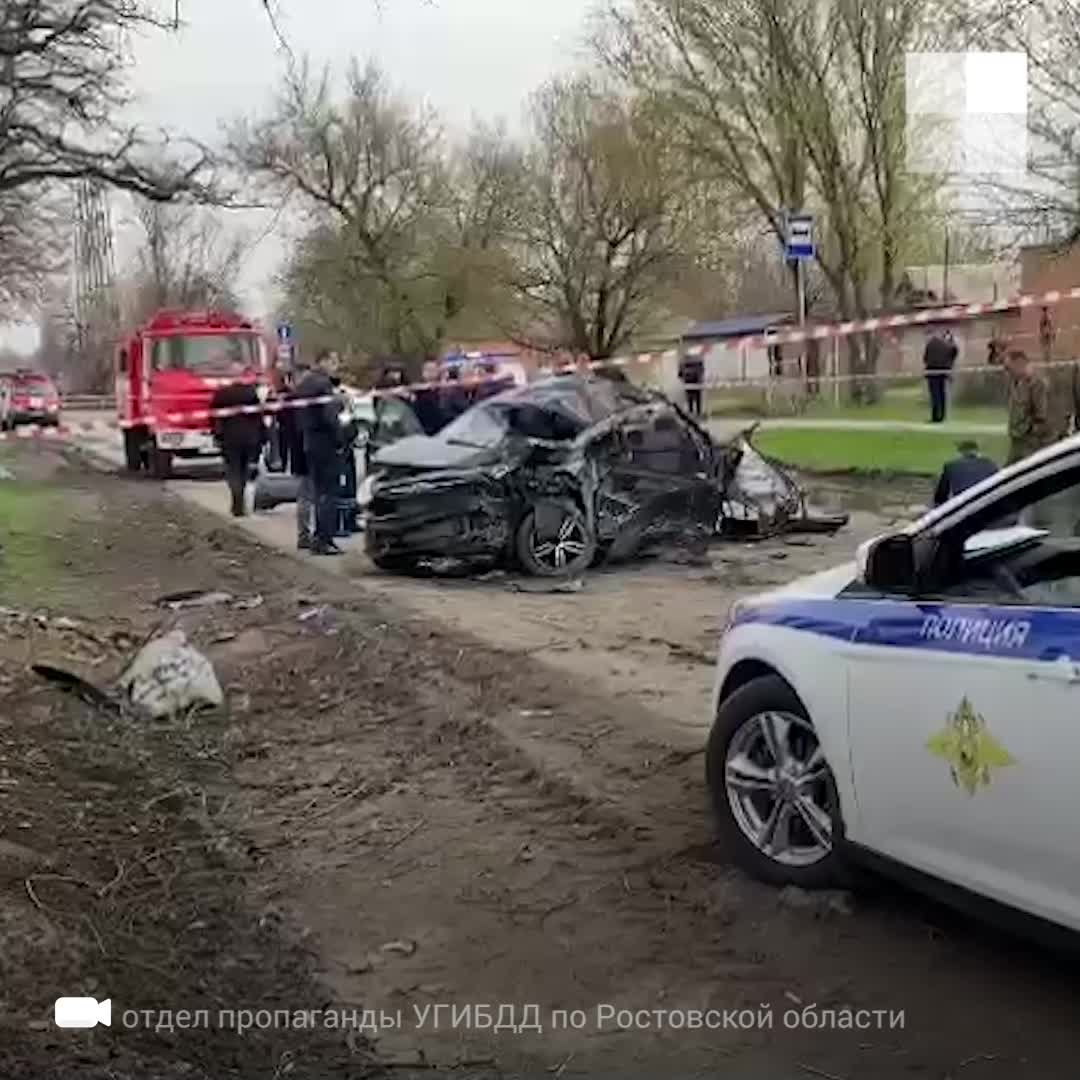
[276,322,293,344]
[784,212,815,260]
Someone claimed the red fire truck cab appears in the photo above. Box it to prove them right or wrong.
[116,309,271,477]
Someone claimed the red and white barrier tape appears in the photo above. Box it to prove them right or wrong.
[3,281,1077,438]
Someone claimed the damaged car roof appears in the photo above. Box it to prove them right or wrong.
[373,375,656,471]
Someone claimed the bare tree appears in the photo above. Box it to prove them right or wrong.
[599,0,946,388]
[232,60,450,362]
[435,121,526,337]
[0,186,66,318]
[507,75,702,359]
[0,1,215,200]
[123,200,247,323]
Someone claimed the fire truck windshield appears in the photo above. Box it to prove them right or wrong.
[150,334,258,374]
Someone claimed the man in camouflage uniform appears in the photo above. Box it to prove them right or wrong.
[1005,349,1053,465]
[1004,348,1077,532]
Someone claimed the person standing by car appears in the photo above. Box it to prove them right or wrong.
[923,328,957,423]
[679,351,705,417]
[281,361,314,548]
[296,350,344,555]
[210,363,266,517]
[412,360,445,435]
[1005,348,1053,465]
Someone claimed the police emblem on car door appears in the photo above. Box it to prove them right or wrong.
[926,697,1015,795]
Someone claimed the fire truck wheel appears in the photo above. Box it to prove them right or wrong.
[123,430,144,472]
[149,445,173,479]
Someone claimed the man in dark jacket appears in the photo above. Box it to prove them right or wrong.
[210,365,265,517]
[679,353,705,417]
[933,440,998,507]
[295,350,344,555]
[280,363,313,548]
[923,329,958,423]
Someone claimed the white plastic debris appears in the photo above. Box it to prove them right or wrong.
[118,629,224,718]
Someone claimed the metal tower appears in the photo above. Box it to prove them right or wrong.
[72,179,119,391]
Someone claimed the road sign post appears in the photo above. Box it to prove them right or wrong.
[783,211,815,382]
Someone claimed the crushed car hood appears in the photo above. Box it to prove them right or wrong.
[373,434,506,472]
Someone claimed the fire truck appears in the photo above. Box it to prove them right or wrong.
[116,309,272,478]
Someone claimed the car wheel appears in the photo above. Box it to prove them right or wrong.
[515,500,596,577]
[706,674,843,889]
[369,550,419,573]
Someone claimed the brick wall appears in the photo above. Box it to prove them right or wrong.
[1020,243,1080,362]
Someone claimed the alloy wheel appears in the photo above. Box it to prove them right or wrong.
[530,513,589,571]
[724,710,834,867]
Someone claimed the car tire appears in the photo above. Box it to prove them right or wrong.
[706,674,844,890]
[515,500,596,577]
[369,550,419,573]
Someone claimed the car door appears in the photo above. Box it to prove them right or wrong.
[607,408,715,545]
[846,459,1080,930]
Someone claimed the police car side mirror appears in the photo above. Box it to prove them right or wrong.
[861,533,917,594]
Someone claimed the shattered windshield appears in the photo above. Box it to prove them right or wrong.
[439,402,509,448]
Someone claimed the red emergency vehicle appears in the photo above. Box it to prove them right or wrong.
[116,309,271,477]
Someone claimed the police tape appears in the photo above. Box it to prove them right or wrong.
[2,355,1077,442]
[659,283,1080,357]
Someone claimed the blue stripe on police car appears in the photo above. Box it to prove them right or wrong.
[731,597,1073,663]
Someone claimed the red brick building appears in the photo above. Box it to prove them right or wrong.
[1020,240,1080,361]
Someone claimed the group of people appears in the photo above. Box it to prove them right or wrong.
[932,343,1080,512]
[209,350,355,556]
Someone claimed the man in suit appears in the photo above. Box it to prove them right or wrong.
[933,440,998,507]
[210,364,266,517]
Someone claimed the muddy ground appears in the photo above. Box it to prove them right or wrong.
[2,443,1080,1079]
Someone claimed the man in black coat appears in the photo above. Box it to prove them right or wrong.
[210,365,266,517]
[280,363,313,548]
[295,350,345,555]
[923,328,958,423]
[933,440,998,507]
[679,353,705,417]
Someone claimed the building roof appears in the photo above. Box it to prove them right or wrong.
[681,312,795,341]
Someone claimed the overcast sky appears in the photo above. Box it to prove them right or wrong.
[1,0,592,354]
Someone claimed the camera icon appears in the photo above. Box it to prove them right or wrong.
[54,997,112,1029]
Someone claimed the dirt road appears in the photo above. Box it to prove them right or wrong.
[3,443,1080,1079]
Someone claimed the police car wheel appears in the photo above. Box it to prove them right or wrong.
[706,674,843,889]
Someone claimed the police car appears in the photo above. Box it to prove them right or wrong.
[707,434,1080,934]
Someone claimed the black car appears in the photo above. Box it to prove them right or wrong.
[363,376,728,575]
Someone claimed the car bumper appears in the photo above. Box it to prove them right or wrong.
[7,410,60,426]
[154,430,220,456]
[365,481,515,559]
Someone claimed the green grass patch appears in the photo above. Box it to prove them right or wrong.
[756,427,1010,477]
[0,480,65,601]
[707,384,1005,426]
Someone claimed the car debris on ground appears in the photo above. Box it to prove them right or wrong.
[117,628,224,718]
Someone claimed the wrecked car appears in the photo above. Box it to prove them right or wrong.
[362,376,847,576]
